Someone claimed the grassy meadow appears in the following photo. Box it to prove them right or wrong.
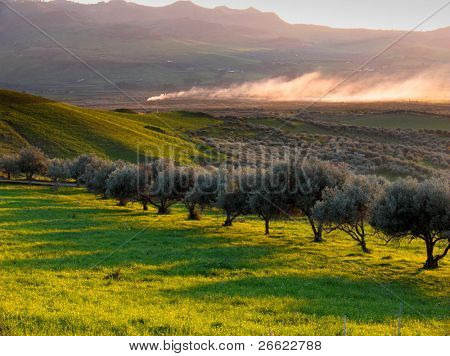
[339,113,450,130]
[0,90,221,163]
[0,185,448,336]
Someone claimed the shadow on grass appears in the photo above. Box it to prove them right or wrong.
[0,218,274,275]
[0,186,276,274]
[169,275,449,321]
[1,185,448,325]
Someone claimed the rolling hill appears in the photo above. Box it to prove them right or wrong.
[0,89,221,162]
[1,88,448,181]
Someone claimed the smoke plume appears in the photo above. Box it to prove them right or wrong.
[148,70,450,103]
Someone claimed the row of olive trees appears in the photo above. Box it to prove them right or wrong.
[0,147,448,269]
[204,122,449,179]
[0,147,123,189]
[0,147,48,181]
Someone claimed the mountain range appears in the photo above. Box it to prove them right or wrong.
[0,0,449,103]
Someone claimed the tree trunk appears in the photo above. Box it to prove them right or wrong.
[308,216,323,242]
[223,213,233,227]
[184,202,200,220]
[423,240,438,269]
[7,172,11,180]
[264,219,270,235]
[360,239,370,254]
[314,224,323,243]
[142,200,148,211]
[187,208,200,220]
[423,258,439,269]
[157,205,170,215]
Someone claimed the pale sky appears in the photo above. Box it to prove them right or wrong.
[75,0,450,30]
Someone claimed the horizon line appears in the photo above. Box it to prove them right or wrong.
[16,0,450,32]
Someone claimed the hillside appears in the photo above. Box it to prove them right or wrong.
[1,89,448,180]
[0,89,221,162]
[1,1,449,103]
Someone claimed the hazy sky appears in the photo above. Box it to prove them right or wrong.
[77,0,450,30]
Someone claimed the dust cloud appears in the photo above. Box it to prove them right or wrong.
[148,70,450,103]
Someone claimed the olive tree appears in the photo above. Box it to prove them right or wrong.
[313,175,387,253]
[139,159,185,214]
[249,171,290,235]
[184,168,218,220]
[17,146,48,182]
[0,154,19,180]
[185,168,219,220]
[371,178,450,269]
[85,159,124,197]
[275,159,348,242]
[47,158,71,188]
[106,164,138,206]
[69,154,100,187]
[216,168,254,227]
[176,166,197,218]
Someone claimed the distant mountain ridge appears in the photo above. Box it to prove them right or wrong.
[0,0,449,102]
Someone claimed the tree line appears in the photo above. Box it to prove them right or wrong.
[1,146,449,269]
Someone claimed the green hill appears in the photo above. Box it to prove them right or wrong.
[0,89,221,163]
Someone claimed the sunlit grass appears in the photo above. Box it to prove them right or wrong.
[0,185,448,335]
[0,89,221,162]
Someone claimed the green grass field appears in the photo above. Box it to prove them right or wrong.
[0,185,448,336]
[338,113,450,131]
[249,114,450,132]
[0,90,221,163]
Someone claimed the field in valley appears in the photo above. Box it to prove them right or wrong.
[0,185,448,336]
